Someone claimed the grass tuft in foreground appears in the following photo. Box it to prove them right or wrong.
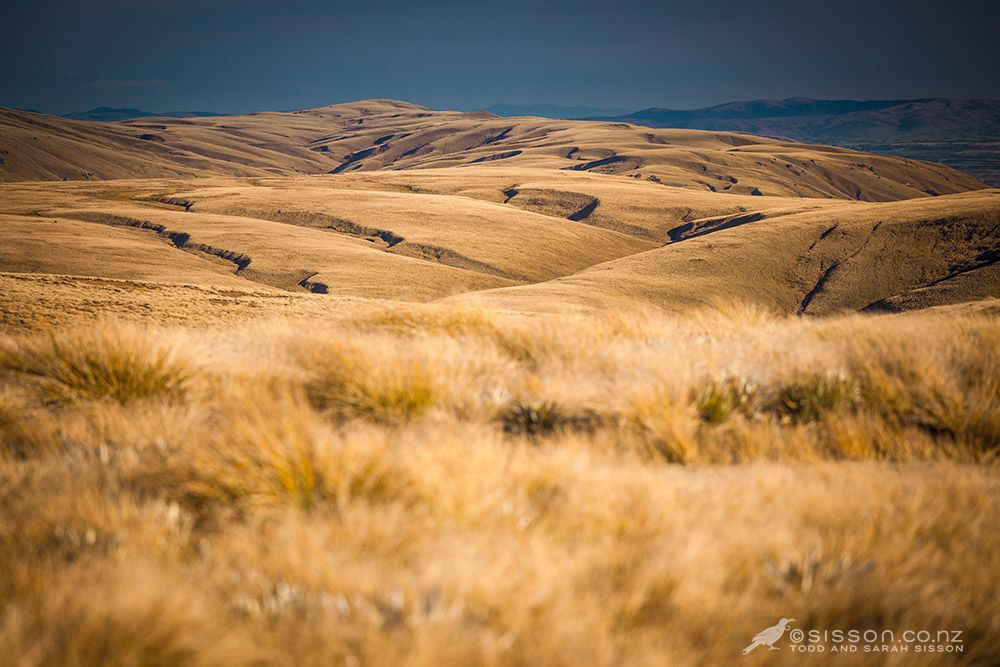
[0,324,191,405]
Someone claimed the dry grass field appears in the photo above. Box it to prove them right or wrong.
[1,100,998,665]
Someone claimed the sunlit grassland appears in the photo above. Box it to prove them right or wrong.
[1,303,998,666]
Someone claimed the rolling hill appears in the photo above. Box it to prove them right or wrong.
[1,99,998,321]
[0,101,984,200]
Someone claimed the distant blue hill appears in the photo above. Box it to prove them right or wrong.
[63,107,227,122]
[588,97,1000,142]
[482,103,635,120]
[588,97,1000,186]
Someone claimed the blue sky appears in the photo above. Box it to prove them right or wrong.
[3,0,998,114]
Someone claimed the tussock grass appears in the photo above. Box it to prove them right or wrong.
[0,389,42,460]
[135,390,409,515]
[775,371,857,422]
[498,396,601,437]
[691,374,759,423]
[302,339,441,421]
[627,390,700,463]
[499,397,565,436]
[2,303,999,665]
[344,302,499,337]
[841,317,1000,456]
[0,562,258,667]
[0,324,191,405]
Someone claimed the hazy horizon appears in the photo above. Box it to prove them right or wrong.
[13,94,1000,120]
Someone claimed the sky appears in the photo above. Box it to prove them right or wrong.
[3,0,999,115]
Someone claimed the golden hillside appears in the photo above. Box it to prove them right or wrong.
[0,99,986,199]
[1,157,997,316]
[5,98,997,318]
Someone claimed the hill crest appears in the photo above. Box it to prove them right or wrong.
[0,101,985,202]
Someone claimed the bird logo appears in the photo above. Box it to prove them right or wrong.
[743,618,796,655]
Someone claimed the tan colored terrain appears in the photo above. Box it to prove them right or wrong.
[1,171,997,315]
[0,100,985,199]
[454,187,1000,314]
[1,100,998,666]
[3,98,996,316]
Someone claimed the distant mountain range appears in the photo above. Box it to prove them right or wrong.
[589,97,1000,141]
[483,104,634,120]
[62,104,633,123]
[481,98,999,186]
[61,107,227,122]
[590,98,1000,186]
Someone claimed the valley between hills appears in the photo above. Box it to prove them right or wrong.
[1,99,998,323]
[1,100,998,666]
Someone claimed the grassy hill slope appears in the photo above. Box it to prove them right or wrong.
[1,101,986,201]
[1,99,997,316]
